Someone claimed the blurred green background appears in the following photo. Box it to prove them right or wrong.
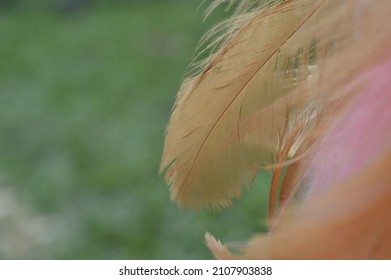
[0,0,270,259]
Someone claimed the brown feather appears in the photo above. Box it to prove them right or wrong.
[207,150,391,259]
[160,0,353,210]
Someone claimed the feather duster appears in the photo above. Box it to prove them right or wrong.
[160,0,391,259]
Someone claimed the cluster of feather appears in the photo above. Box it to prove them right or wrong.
[160,0,391,259]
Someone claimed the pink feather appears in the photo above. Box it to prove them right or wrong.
[302,55,391,199]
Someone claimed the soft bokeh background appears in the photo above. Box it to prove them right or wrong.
[0,0,270,259]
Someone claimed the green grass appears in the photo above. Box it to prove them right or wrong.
[0,1,270,259]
